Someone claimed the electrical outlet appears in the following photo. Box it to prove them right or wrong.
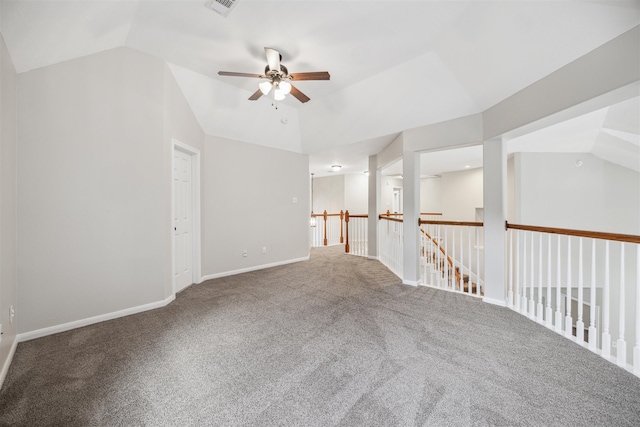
[242,250,247,257]
[262,247,267,255]
[9,305,14,324]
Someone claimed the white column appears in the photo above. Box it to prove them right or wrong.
[483,137,507,306]
[402,151,420,286]
[367,155,379,260]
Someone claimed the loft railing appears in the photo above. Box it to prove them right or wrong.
[419,219,484,297]
[507,223,640,376]
[378,212,404,278]
[311,210,345,247]
[344,212,368,257]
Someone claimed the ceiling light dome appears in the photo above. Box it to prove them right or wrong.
[259,81,272,95]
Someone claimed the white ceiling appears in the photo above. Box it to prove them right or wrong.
[1,0,639,176]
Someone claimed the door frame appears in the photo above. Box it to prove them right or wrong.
[171,139,202,294]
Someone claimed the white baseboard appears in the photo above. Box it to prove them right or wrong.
[483,296,507,307]
[367,256,379,260]
[403,279,419,287]
[200,256,309,282]
[17,294,176,343]
[0,336,18,391]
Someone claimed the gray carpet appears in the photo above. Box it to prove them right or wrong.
[1,245,640,426]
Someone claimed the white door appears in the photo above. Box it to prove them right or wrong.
[173,148,194,292]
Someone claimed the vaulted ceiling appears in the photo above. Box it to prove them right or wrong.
[1,0,639,175]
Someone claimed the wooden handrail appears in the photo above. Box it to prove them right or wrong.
[379,215,404,223]
[420,228,460,286]
[506,222,640,244]
[419,220,483,227]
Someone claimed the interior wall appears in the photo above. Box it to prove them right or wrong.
[313,175,344,214]
[203,135,309,277]
[381,177,404,213]
[0,33,17,375]
[344,174,368,214]
[516,152,640,234]
[420,177,442,213]
[17,47,168,333]
[440,167,484,221]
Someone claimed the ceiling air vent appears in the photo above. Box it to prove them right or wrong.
[205,0,238,17]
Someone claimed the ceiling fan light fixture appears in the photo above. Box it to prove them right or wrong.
[273,89,286,101]
[259,81,272,95]
[279,80,292,95]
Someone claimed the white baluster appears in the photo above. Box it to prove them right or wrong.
[546,234,553,328]
[468,226,472,294]
[634,244,640,376]
[537,233,544,323]
[555,235,563,334]
[460,226,465,293]
[576,238,584,345]
[444,227,449,289]
[617,243,626,368]
[515,231,521,312]
[521,232,527,313]
[452,227,457,291]
[508,230,514,308]
[529,231,535,319]
[476,227,480,296]
[588,239,597,352]
[565,237,573,339]
[602,241,611,359]
[437,225,442,288]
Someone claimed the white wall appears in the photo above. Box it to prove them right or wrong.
[440,167,484,221]
[344,174,368,214]
[381,177,404,214]
[313,175,343,214]
[0,33,17,378]
[202,135,309,277]
[420,177,442,213]
[17,48,170,333]
[516,152,640,234]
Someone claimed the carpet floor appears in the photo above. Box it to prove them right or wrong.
[1,245,640,426]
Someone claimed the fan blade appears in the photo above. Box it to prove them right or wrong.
[290,72,330,81]
[218,71,264,78]
[264,47,281,72]
[290,85,310,103]
[248,89,263,101]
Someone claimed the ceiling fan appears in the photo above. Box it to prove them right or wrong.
[218,47,330,104]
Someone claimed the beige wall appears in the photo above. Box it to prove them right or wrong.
[203,135,309,277]
[18,48,168,333]
[0,33,18,379]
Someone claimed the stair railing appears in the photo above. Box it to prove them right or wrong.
[419,219,484,296]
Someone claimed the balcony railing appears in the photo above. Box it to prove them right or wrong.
[507,223,640,376]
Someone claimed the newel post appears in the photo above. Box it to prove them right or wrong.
[344,211,351,253]
[340,210,345,243]
[323,210,328,246]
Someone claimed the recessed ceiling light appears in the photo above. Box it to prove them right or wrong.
[464,165,471,168]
